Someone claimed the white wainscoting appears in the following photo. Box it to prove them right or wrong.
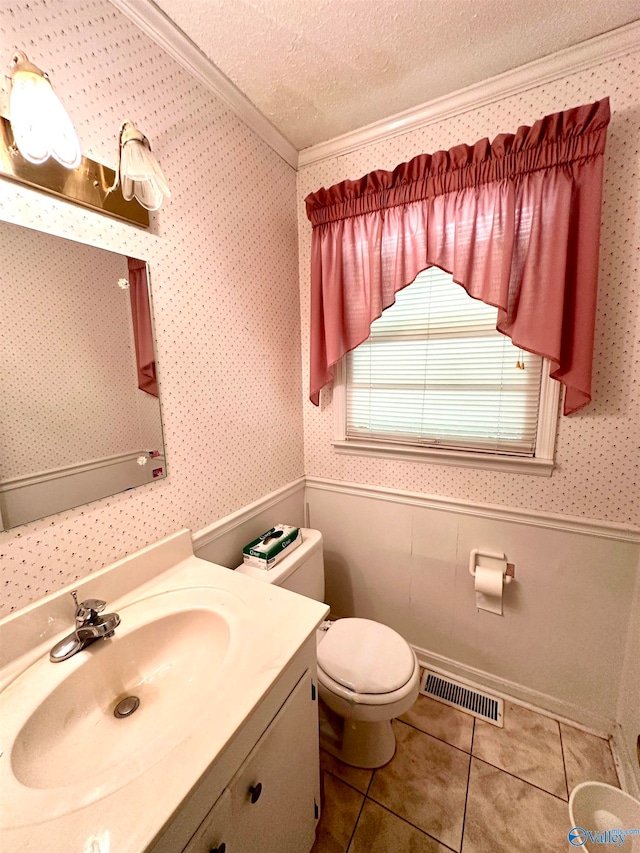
[193,474,638,788]
[305,477,640,735]
[0,451,165,529]
[616,555,640,797]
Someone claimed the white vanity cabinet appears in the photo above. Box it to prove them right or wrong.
[0,532,329,853]
[184,789,232,853]
[184,668,319,853]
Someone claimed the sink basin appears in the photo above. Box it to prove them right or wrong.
[0,586,247,828]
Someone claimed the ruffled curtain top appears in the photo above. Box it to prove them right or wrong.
[305,98,610,414]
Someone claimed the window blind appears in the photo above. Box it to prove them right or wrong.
[346,267,543,456]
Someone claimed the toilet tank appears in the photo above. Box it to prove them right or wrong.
[235,528,325,601]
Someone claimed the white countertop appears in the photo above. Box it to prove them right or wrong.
[0,530,329,853]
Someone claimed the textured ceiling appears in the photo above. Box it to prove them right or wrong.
[154,0,639,150]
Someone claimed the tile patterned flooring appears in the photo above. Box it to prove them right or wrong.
[312,686,620,853]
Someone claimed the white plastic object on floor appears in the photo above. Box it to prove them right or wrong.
[569,781,640,851]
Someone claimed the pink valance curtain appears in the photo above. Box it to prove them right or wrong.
[305,98,610,414]
[127,257,158,398]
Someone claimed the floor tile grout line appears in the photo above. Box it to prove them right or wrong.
[322,766,371,798]
[473,755,570,803]
[363,793,460,853]
[397,717,474,757]
[558,720,570,800]
[398,714,570,802]
[345,789,368,853]
[458,718,475,853]
[320,699,605,852]
[365,766,375,797]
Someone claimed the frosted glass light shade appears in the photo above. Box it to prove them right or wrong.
[9,51,81,169]
[119,121,170,211]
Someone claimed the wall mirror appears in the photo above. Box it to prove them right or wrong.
[0,219,166,529]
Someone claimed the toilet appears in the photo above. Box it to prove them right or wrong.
[235,528,420,768]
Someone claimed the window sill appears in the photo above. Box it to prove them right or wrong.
[331,439,554,476]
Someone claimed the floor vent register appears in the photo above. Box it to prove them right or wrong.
[419,670,504,727]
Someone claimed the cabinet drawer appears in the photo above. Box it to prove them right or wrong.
[183,787,231,853]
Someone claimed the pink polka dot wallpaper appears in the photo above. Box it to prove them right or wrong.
[298,54,639,527]
[0,0,303,614]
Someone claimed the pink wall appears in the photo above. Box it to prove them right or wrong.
[297,52,640,526]
[1,2,637,624]
[0,0,303,614]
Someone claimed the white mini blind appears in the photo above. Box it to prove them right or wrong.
[346,267,543,456]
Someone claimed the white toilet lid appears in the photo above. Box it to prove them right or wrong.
[317,618,415,694]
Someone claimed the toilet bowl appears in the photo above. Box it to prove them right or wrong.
[235,528,419,768]
[316,617,420,767]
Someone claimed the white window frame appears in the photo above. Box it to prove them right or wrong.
[331,353,560,477]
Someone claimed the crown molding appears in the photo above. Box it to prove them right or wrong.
[108,0,299,169]
[298,20,640,168]
[108,4,639,172]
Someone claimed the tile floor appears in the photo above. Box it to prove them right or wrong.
[312,686,620,853]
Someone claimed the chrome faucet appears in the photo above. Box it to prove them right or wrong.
[49,590,121,662]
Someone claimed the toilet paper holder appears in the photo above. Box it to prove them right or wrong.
[469,549,515,582]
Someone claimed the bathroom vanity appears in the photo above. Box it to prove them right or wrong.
[0,530,329,852]
[172,663,319,853]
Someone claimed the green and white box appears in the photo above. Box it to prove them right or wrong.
[242,524,301,570]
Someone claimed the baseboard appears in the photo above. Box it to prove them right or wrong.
[192,476,306,551]
[411,643,615,736]
[611,724,640,799]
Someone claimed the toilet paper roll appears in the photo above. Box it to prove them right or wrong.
[475,564,504,615]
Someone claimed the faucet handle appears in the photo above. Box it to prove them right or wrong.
[70,590,106,624]
[79,598,106,613]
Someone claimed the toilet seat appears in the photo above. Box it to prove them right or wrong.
[317,617,417,705]
[317,659,419,706]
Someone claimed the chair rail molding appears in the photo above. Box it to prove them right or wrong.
[305,476,640,542]
[192,477,306,551]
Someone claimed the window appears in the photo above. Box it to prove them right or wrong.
[333,267,559,475]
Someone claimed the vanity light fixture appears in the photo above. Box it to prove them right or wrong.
[110,120,170,211]
[0,55,150,227]
[8,51,81,169]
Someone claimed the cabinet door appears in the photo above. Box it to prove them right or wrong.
[229,671,319,853]
[183,788,232,853]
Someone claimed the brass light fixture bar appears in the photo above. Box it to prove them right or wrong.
[0,115,149,228]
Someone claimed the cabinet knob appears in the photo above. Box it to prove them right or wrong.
[249,782,262,804]
[210,844,225,853]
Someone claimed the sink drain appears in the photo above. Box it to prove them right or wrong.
[114,696,140,718]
